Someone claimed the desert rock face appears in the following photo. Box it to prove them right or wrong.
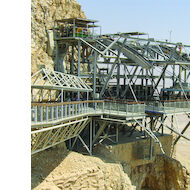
[32,147,190,190]
[31,0,85,75]
[32,151,135,190]
[129,154,190,190]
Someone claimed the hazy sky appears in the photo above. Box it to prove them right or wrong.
[76,0,190,45]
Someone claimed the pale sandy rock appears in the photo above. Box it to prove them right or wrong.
[31,0,86,74]
[33,151,135,190]
[129,154,190,190]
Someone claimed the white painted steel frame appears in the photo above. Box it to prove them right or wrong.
[31,68,92,92]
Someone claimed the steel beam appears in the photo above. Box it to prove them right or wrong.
[121,66,138,98]
[174,121,190,145]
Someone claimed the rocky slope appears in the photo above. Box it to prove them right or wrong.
[31,0,85,75]
[32,149,135,190]
[32,147,190,190]
[128,154,190,190]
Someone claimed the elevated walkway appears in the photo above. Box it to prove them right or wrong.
[31,100,145,155]
[31,100,145,127]
[31,99,190,155]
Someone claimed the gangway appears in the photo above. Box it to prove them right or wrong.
[31,98,190,155]
[31,100,145,155]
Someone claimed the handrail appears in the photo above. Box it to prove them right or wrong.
[161,99,190,103]
[31,100,104,107]
[104,100,145,105]
[146,99,190,103]
[31,100,146,124]
[31,100,146,107]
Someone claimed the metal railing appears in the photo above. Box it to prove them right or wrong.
[54,26,94,39]
[31,100,145,124]
[145,100,190,113]
[101,101,145,117]
[31,100,99,123]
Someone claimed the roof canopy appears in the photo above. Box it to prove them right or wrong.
[31,69,92,92]
[56,18,98,25]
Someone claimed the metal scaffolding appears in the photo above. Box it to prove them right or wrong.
[31,18,190,159]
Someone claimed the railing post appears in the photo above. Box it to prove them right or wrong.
[46,106,48,122]
[61,104,63,119]
[69,104,71,117]
[103,101,104,113]
[40,106,43,122]
[56,106,58,120]
[95,102,97,113]
[35,106,37,123]
[65,105,67,118]
[31,107,33,122]
[51,106,54,121]
[75,104,77,116]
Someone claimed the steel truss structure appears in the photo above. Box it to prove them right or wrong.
[31,117,90,155]
[31,18,190,159]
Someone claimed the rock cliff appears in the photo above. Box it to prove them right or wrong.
[32,151,135,190]
[31,0,85,75]
[129,154,190,190]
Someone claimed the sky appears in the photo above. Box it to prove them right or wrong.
[76,0,190,45]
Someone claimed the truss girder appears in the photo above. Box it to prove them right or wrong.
[31,68,92,92]
[31,118,90,155]
[102,38,152,69]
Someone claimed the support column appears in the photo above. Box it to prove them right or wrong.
[149,117,153,160]
[78,40,81,100]
[55,41,59,71]
[141,68,144,100]
[73,19,76,37]
[163,69,165,89]
[93,44,97,99]
[93,120,96,139]
[71,44,74,74]
[116,124,119,143]
[71,44,75,100]
[161,115,164,136]
[90,120,93,155]
[171,115,174,134]
[184,69,187,83]
[116,62,120,97]
[69,139,72,150]
[179,65,182,97]
[173,65,175,86]
[145,69,148,101]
